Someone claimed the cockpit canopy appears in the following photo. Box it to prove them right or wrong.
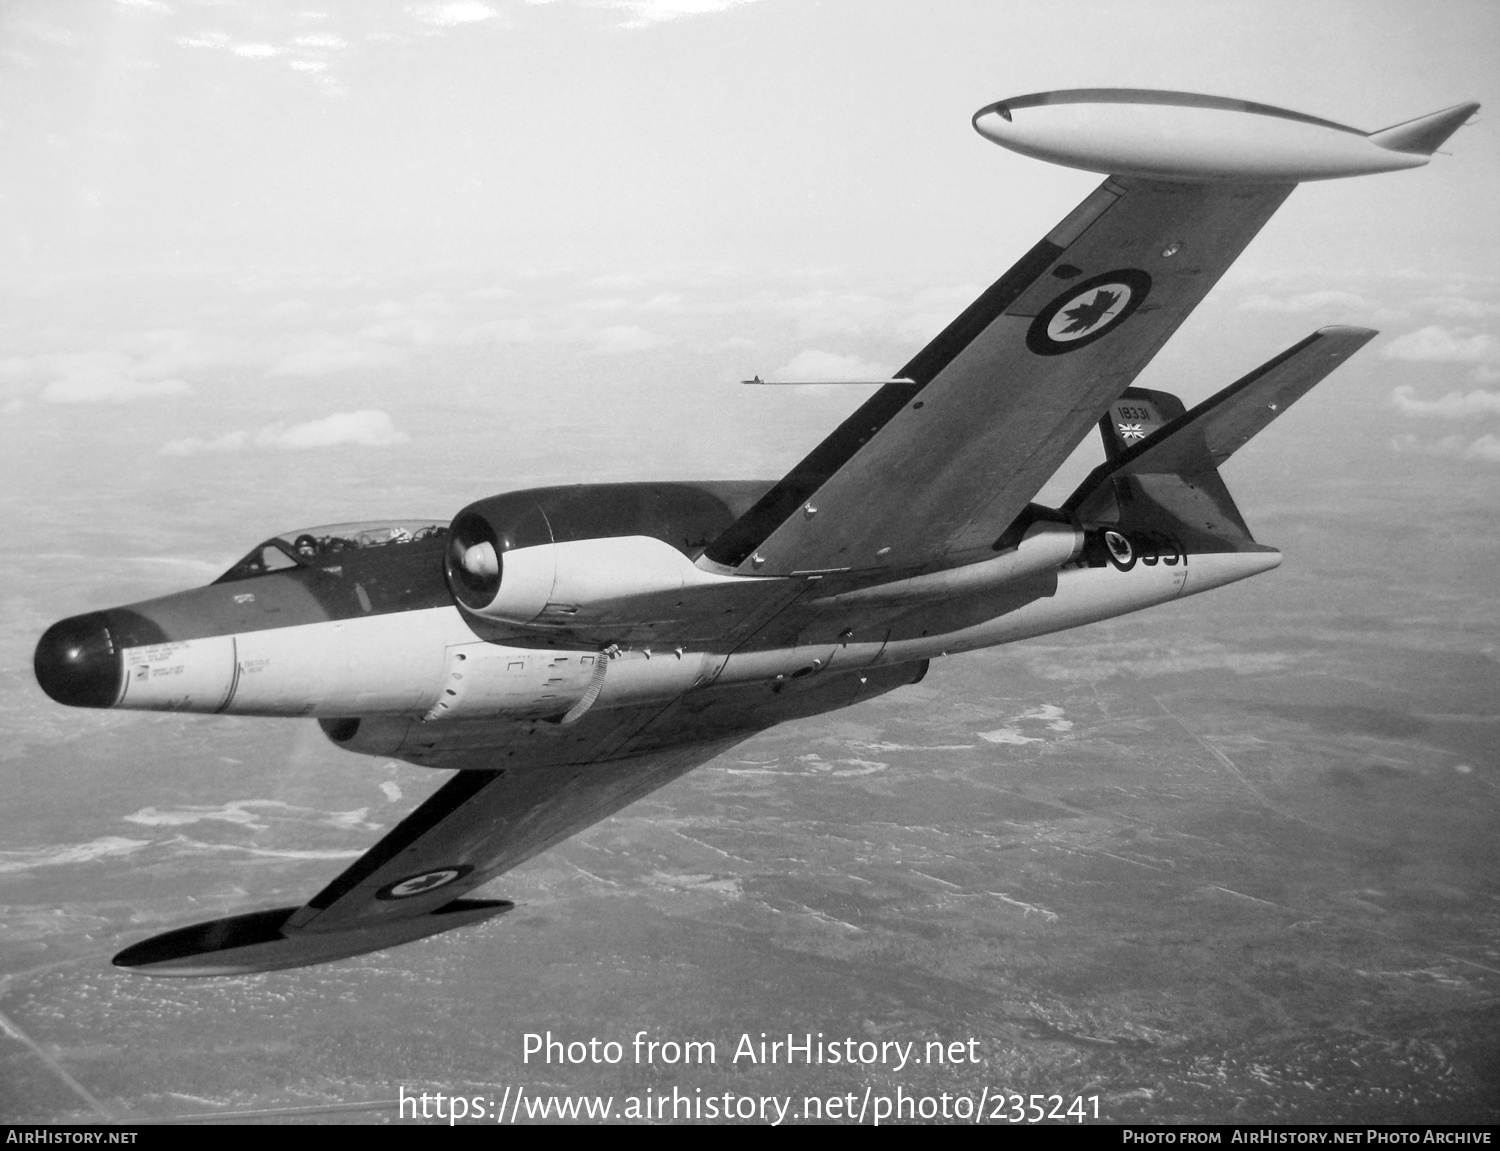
[215,521,448,583]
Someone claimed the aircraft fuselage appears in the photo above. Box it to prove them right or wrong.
[34,483,1277,753]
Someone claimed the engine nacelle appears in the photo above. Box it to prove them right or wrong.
[445,487,763,628]
[450,534,745,626]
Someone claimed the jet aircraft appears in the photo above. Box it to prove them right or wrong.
[33,89,1477,975]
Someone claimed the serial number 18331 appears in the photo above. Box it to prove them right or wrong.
[1116,404,1156,422]
[993,1093,1100,1123]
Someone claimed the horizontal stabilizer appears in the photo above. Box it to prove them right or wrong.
[1099,325,1375,480]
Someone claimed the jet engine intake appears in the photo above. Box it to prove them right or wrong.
[449,533,752,625]
[445,497,758,630]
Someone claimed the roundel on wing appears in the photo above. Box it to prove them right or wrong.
[1027,269,1152,356]
[377,864,474,900]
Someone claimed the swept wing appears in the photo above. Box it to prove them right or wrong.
[115,661,926,973]
[704,177,1294,576]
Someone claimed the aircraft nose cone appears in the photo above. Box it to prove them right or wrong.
[34,613,123,708]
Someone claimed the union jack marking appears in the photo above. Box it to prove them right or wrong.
[1118,422,1146,442]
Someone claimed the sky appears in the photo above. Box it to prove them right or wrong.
[1,0,1498,561]
[0,0,1492,580]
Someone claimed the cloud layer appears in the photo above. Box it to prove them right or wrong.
[43,372,191,403]
[161,410,409,455]
[773,349,889,381]
[1390,385,1500,419]
[4,342,212,404]
[1390,432,1500,464]
[525,0,765,29]
[1383,326,1499,365]
[409,3,504,28]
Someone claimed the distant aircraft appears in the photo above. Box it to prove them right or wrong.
[34,90,1477,975]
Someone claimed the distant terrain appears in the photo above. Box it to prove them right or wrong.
[2,430,1496,1124]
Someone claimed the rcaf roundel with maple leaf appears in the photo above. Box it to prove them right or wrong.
[1027,269,1152,356]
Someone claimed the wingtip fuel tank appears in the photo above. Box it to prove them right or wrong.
[972,89,1479,182]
